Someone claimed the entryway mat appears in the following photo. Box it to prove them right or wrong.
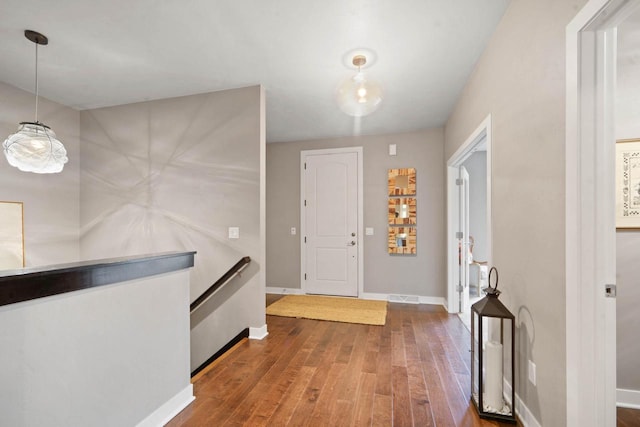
[266,294,387,326]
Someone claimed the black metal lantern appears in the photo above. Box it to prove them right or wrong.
[470,267,516,423]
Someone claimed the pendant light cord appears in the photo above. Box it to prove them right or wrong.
[34,42,39,123]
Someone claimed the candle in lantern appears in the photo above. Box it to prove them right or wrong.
[485,340,503,410]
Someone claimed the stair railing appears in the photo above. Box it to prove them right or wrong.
[190,256,251,313]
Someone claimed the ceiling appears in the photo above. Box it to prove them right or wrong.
[0,0,510,143]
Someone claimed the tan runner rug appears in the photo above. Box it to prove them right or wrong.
[266,294,387,326]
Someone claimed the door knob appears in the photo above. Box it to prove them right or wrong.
[351,232,356,237]
[347,241,356,246]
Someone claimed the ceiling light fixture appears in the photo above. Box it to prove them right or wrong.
[337,54,382,117]
[3,30,68,174]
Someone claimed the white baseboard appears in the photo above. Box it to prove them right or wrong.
[362,292,399,302]
[266,286,304,295]
[617,388,640,409]
[513,392,542,427]
[503,379,541,427]
[136,384,194,427]
[249,324,268,340]
[361,292,447,308]
[418,295,447,306]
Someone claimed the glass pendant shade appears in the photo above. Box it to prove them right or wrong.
[4,30,67,174]
[4,122,68,173]
[337,71,383,117]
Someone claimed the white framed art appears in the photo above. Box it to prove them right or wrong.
[616,138,640,229]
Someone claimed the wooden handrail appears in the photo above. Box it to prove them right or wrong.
[190,256,251,313]
[0,252,196,308]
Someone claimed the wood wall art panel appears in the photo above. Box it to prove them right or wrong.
[388,168,416,196]
[388,197,417,225]
[388,227,417,254]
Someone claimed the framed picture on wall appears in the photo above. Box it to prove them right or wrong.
[616,139,640,229]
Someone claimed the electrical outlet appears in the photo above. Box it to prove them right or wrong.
[365,227,374,235]
[528,360,536,386]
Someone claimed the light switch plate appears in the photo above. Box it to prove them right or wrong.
[290,227,296,235]
[389,144,397,156]
[365,227,374,235]
[228,227,240,239]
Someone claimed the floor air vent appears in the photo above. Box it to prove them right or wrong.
[388,295,420,304]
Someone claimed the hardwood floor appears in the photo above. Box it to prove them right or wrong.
[169,295,520,426]
[618,407,640,427]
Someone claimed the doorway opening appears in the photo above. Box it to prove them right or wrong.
[614,5,640,413]
[566,0,640,424]
[446,115,492,324]
[458,152,489,329]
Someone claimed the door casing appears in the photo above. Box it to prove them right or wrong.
[446,115,493,314]
[566,0,640,424]
[459,165,471,313]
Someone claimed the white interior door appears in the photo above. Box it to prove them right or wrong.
[303,151,358,297]
[459,166,471,312]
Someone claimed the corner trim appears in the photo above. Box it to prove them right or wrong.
[135,384,194,427]
[249,324,268,340]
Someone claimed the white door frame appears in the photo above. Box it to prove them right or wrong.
[460,165,471,313]
[446,115,492,313]
[300,147,364,297]
[566,1,639,425]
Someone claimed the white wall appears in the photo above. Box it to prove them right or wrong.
[267,129,446,299]
[0,270,192,427]
[444,0,588,425]
[79,86,266,371]
[616,11,640,399]
[0,82,80,266]
[616,11,640,141]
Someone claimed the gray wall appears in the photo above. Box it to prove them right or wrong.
[267,128,446,299]
[616,12,640,395]
[0,82,80,266]
[463,151,488,264]
[0,270,191,427]
[79,86,266,370]
[444,0,587,425]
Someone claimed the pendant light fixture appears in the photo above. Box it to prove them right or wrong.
[3,30,68,174]
[336,54,383,117]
